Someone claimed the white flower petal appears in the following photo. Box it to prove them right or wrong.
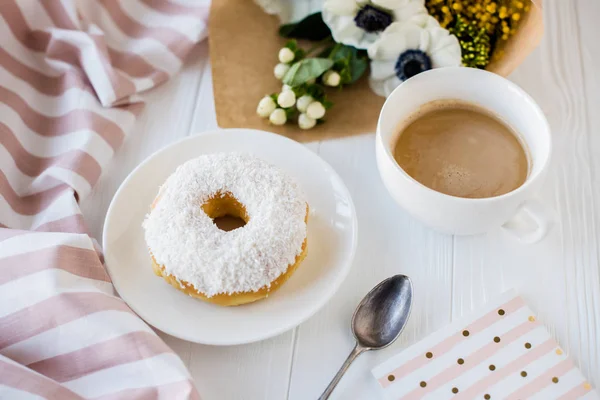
[373,21,404,35]
[370,59,397,80]
[369,75,402,97]
[323,0,359,16]
[372,0,410,9]
[425,27,462,68]
[383,75,403,96]
[369,75,389,97]
[404,13,439,29]
[368,22,429,60]
[391,2,428,23]
[427,27,459,54]
[254,0,289,21]
[429,51,462,69]
[429,40,462,67]
[360,31,384,48]
[368,20,463,97]
[323,11,378,49]
[254,0,322,24]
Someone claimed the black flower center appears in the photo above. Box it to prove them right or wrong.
[395,50,432,81]
[354,5,393,33]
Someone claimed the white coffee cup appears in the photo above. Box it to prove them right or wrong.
[375,67,552,242]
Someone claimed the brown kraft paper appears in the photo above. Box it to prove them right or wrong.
[209,0,543,142]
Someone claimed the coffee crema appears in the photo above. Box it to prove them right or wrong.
[393,100,529,199]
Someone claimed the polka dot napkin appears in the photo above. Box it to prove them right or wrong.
[372,291,599,399]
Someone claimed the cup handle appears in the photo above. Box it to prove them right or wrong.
[502,199,552,244]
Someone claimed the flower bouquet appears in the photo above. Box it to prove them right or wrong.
[209,0,542,140]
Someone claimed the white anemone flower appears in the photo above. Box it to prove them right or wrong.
[368,18,462,97]
[322,0,428,49]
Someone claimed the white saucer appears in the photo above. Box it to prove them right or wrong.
[102,129,357,345]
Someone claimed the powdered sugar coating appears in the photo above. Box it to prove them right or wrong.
[142,153,307,297]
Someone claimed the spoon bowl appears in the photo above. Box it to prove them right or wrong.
[352,275,413,349]
[319,275,413,399]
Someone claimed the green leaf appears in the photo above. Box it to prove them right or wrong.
[349,57,368,83]
[294,48,306,61]
[317,45,335,58]
[339,68,353,85]
[283,40,305,62]
[279,12,331,41]
[283,58,334,87]
[333,59,349,70]
[328,43,353,62]
[350,49,369,83]
[284,107,297,119]
[284,40,298,51]
[327,44,368,84]
[291,85,306,98]
[305,84,325,100]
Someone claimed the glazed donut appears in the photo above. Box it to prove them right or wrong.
[142,153,308,306]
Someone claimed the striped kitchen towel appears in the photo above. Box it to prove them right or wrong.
[0,1,208,398]
[373,291,599,400]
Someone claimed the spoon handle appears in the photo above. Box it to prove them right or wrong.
[318,344,366,400]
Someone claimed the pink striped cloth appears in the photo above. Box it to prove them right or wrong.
[0,1,208,398]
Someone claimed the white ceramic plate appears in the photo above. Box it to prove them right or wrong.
[103,129,357,345]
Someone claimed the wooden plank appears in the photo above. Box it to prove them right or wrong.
[185,333,295,400]
[288,135,453,399]
[188,62,218,134]
[574,0,600,385]
[452,0,600,387]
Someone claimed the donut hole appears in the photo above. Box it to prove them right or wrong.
[202,192,249,232]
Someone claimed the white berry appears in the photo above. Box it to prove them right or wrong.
[269,108,287,125]
[277,90,296,108]
[296,95,313,113]
[282,84,293,92]
[307,101,326,119]
[278,47,295,64]
[298,113,316,130]
[274,63,290,80]
[323,70,341,87]
[256,96,276,118]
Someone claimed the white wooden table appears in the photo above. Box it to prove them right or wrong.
[82,1,600,398]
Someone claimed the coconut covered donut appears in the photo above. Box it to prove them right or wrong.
[142,153,308,306]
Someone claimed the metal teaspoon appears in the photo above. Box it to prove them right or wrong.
[318,274,414,400]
